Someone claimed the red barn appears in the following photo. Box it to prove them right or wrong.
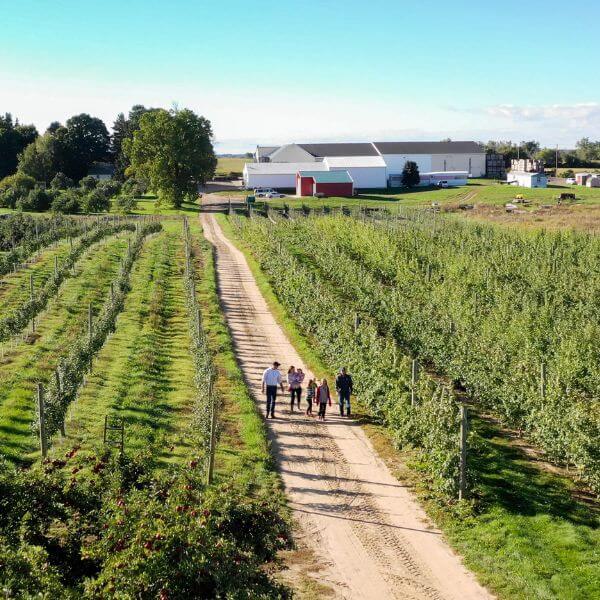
[296,170,354,197]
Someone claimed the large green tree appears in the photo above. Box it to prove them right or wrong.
[0,114,38,179]
[124,108,216,207]
[17,132,64,184]
[401,160,420,187]
[111,105,156,181]
[61,114,110,180]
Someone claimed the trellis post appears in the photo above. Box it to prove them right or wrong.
[56,369,66,437]
[459,404,468,500]
[54,255,59,278]
[411,359,419,406]
[37,383,47,458]
[30,273,34,301]
[88,302,93,344]
[207,377,217,485]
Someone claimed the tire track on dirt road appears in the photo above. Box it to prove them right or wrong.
[201,211,491,600]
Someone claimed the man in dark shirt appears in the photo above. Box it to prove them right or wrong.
[335,367,354,417]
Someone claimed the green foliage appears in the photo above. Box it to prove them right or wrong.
[575,137,600,163]
[113,194,138,214]
[401,160,420,187]
[0,214,83,276]
[0,448,289,598]
[51,190,82,214]
[0,113,38,180]
[61,114,110,181]
[124,108,216,207]
[250,213,600,493]
[0,221,135,342]
[96,179,121,199]
[17,131,65,185]
[559,169,576,179]
[17,187,54,212]
[50,171,74,190]
[234,216,463,496]
[79,175,98,192]
[121,177,147,197]
[40,222,162,440]
[182,219,216,470]
[81,188,110,213]
[0,172,36,208]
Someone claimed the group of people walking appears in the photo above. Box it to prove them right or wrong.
[261,361,354,421]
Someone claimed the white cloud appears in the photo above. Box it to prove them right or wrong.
[484,102,600,124]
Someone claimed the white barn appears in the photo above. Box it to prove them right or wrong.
[324,156,387,189]
[243,161,327,190]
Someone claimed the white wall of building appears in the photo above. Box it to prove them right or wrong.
[430,154,486,177]
[506,172,548,188]
[267,144,316,163]
[380,154,432,177]
[324,156,387,188]
[243,161,326,189]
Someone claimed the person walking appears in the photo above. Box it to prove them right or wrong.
[305,378,317,416]
[262,361,284,419]
[290,367,305,411]
[335,367,354,417]
[316,378,332,421]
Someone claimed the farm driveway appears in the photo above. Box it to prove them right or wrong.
[201,212,491,600]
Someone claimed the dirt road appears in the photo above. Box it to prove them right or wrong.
[201,212,491,600]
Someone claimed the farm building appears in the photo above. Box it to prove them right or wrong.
[418,171,468,187]
[296,170,354,197]
[323,156,387,188]
[243,161,327,190]
[254,140,486,185]
[576,173,591,185]
[506,171,548,188]
[587,176,600,188]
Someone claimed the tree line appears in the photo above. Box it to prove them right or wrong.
[484,138,600,167]
[0,105,217,212]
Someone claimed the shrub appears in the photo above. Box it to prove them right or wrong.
[81,188,111,213]
[51,189,81,214]
[79,175,98,192]
[96,179,121,199]
[122,178,148,198]
[0,173,36,208]
[16,187,54,212]
[559,169,576,179]
[50,172,74,190]
[114,194,138,214]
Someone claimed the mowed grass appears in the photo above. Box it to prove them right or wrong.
[216,157,250,176]
[0,238,74,312]
[0,235,130,463]
[218,213,600,600]
[110,195,201,216]
[190,221,280,490]
[52,223,196,467]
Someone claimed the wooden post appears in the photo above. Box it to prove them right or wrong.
[69,236,73,249]
[196,308,201,334]
[459,404,468,500]
[110,282,114,301]
[207,378,217,485]
[540,362,547,400]
[54,255,59,278]
[56,369,66,437]
[37,383,47,458]
[88,302,93,344]
[411,359,419,406]
[30,273,34,301]
[354,313,360,332]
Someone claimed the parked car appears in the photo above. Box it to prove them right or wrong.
[253,188,282,198]
[565,178,576,185]
[265,191,286,199]
[437,181,449,188]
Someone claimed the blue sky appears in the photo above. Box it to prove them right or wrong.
[1,0,599,152]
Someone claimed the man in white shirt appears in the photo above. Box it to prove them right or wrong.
[262,361,284,418]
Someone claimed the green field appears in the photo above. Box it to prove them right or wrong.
[216,156,250,175]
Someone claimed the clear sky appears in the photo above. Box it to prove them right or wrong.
[1,0,599,152]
